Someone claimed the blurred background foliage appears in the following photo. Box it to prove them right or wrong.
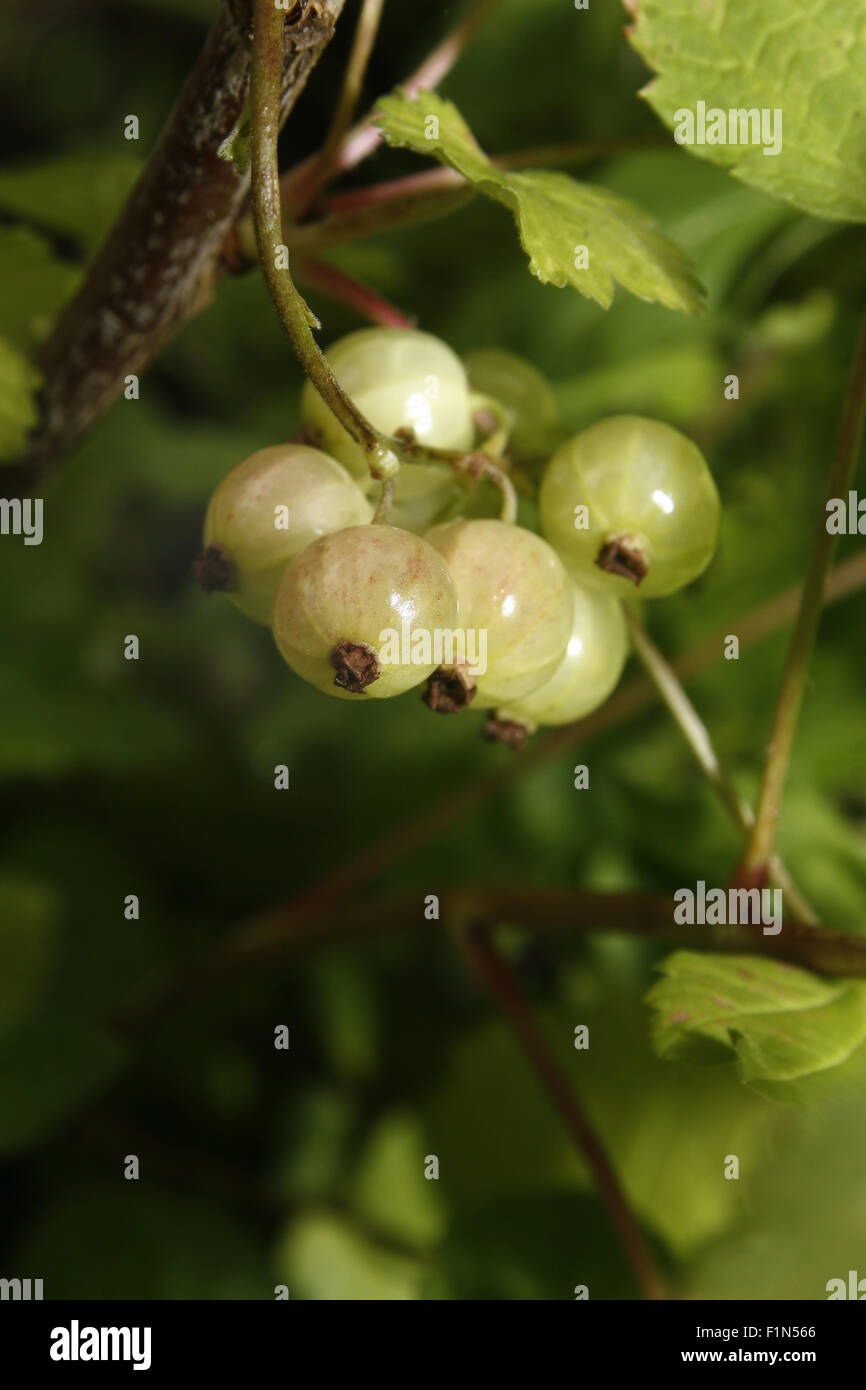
[0,0,865,1300]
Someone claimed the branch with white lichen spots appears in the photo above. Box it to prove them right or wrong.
[11,0,346,484]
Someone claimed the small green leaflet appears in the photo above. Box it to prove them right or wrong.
[218,94,252,174]
[375,90,703,314]
[629,0,866,223]
[0,335,40,462]
[647,951,866,1104]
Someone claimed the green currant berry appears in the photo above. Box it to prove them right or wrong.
[272,524,459,700]
[200,444,373,624]
[425,518,573,709]
[538,415,720,598]
[301,328,474,484]
[496,578,627,729]
[464,347,560,459]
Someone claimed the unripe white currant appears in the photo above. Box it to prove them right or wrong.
[495,579,627,731]
[425,518,573,710]
[272,524,459,700]
[388,462,461,533]
[301,327,474,484]
[199,444,373,624]
[464,347,560,458]
[539,416,720,598]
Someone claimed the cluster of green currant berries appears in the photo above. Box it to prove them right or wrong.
[197,327,720,746]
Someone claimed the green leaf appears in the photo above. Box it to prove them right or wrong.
[0,226,79,350]
[0,872,59,1023]
[0,1012,124,1154]
[277,1210,423,1300]
[0,332,40,460]
[427,991,777,1260]
[375,89,703,313]
[688,1076,866,1298]
[0,148,141,255]
[647,951,866,1102]
[351,1111,445,1250]
[629,0,866,222]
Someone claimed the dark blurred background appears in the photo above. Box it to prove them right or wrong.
[1,0,865,1299]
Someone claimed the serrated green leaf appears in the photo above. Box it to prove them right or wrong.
[375,89,703,313]
[0,333,40,461]
[647,951,866,1102]
[629,0,866,222]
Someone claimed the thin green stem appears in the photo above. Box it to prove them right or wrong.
[249,1,514,487]
[490,464,518,522]
[741,315,866,880]
[250,1,391,473]
[462,925,667,1301]
[624,609,817,925]
[372,477,394,522]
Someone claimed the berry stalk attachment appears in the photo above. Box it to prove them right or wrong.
[248,8,519,507]
[272,525,460,700]
[539,415,719,598]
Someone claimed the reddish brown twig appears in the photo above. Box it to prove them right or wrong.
[294,255,413,327]
[463,925,667,1300]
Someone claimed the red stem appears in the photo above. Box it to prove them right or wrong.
[280,0,503,208]
[463,926,667,1300]
[294,256,414,327]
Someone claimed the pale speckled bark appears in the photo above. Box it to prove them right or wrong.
[16,0,345,482]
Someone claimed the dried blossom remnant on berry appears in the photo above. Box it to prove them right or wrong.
[423,665,477,713]
[483,717,528,751]
[472,407,498,436]
[595,534,649,586]
[194,543,235,592]
[331,639,381,693]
